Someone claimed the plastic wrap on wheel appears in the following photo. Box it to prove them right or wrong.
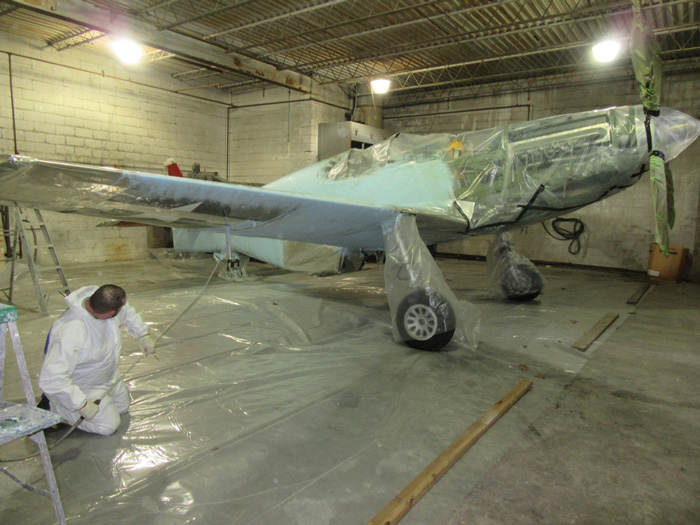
[382,213,480,350]
[487,232,545,300]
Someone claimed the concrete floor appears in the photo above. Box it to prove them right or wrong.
[448,276,700,525]
[0,254,698,524]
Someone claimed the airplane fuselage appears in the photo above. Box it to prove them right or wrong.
[1,106,698,254]
[265,105,697,246]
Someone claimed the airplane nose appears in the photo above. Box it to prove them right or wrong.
[651,108,700,161]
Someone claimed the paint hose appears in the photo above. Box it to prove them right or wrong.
[1,258,223,461]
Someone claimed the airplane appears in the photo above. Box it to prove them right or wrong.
[1,105,699,351]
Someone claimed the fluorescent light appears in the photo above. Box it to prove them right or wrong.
[592,40,621,63]
[370,78,391,94]
[110,38,143,65]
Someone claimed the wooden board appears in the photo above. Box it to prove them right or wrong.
[626,283,652,305]
[571,312,619,352]
[367,379,533,525]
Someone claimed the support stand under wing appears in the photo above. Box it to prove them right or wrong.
[382,214,480,351]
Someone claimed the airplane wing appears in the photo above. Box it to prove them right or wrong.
[0,156,467,249]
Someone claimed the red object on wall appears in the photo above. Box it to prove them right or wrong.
[166,161,184,177]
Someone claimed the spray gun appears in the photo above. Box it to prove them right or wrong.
[55,259,223,444]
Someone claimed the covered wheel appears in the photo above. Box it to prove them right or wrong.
[500,263,543,301]
[396,290,456,351]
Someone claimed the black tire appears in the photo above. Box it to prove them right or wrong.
[396,290,456,351]
[500,263,543,301]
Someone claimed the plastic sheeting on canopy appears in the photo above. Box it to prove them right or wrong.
[297,106,699,239]
[451,107,697,233]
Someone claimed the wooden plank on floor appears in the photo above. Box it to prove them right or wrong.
[366,379,533,525]
[627,283,653,305]
[572,312,619,352]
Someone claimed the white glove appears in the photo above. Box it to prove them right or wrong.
[140,334,156,355]
[79,399,99,420]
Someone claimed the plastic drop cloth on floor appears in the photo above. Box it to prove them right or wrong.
[0,256,651,524]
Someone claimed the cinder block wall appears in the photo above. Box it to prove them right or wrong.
[383,73,700,276]
[228,87,347,184]
[0,35,229,263]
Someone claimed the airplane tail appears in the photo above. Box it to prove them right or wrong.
[164,158,184,177]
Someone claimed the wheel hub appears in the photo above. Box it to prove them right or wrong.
[403,304,439,341]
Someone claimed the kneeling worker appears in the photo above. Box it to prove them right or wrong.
[38,284,155,435]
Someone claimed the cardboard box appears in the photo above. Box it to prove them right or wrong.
[647,243,689,282]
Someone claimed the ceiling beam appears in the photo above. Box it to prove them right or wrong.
[158,0,259,31]
[339,22,700,91]
[48,29,106,51]
[206,0,349,39]
[7,0,55,10]
[7,0,314,93]
[296,1,630,73]
[253,0,515,59]
[310,0,696,85]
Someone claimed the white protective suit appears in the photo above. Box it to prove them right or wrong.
[38,286,149,435]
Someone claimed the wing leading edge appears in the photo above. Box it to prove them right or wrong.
[0,156,467,249]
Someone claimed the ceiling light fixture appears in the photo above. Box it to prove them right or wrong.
[370,78,391,94]
[110,38,143,65]
[592,39,621,63]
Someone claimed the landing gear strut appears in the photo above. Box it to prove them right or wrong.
[487,233,544,301]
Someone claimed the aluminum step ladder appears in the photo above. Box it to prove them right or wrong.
[7,208,70,315]
[0,206,19,305]
[0,303,66,524]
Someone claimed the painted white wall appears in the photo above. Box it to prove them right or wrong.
[227,85,347,184]
[0,34,229,263]
[383,74,700,274]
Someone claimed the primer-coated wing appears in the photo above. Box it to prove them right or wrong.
[0,156,466,249]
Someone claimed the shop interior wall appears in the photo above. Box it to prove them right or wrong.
[0,33,229,264]
[383,73,700,276]
[227,86,348,185]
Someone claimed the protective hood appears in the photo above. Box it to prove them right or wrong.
[64,285,99,320]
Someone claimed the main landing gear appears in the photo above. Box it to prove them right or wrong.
[382,214,474,352]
